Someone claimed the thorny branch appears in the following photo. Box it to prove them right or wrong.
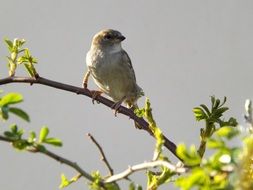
[0,76,179,160]
[87,133,114,176]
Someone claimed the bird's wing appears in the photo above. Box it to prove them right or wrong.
[122,50,137,82]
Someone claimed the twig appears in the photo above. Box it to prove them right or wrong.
[104,160,186,183]
[40,148,94,182]
[87,133,114,176]
[0,76,179,160]
[0,135,99,186]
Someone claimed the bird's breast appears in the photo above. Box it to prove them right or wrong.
[86,50,138,101]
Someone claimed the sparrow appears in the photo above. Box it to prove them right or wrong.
[83,29,144,127]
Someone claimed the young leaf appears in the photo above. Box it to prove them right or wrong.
[0,93,23,106]
[4,38,13,52]
[89,171,103,190]
[193,107,207,121]
[176,144,201,166]
[9,107,30,122]
[24,63,35,77]
[28,131,36,143]
[17,56,29,64]
[12,139,29,150]
[207,138,225,149]
[200,104,211,116]
[215,127,239,139]
[213,107,229,117]
[13,38,25,49]
[59,174,71,189]
[147,171,158,190]
[4,131,16,139]
[0,106,9,120]
[129,183,135,190]
[213,98,221,110]
[10,124,18,133]
[36,144,46,152]
[39,127,49,143]
[44,137,63,147]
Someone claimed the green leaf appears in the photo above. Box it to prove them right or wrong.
[0,93,23,106]
[134,108,145,117]
[12,139,29,150]
[39,127,49,143]
[176,144,201,166]
[193,107,207,121]
[211,96,215,107]
[31,57,38,64]
[89,171,103,190]
[44,137,62,147]
[220,97,227,107]
[17,56,29,64]
[59,174,71,189]
[207,138,225,149]
[213,107,229,117]
[215,127,239,139]
[4,38,13,52]
[4,131,17,139]
[200,104,211,116]
[24,63,35,77]
[147,171,158,190]
[13,38,25,48]
[129,183,135,190]
[228,117,238,127]
[36,144,46,152]
[28,131,36,143]
[0,106,9,120]
[5,124,24,141]
[105,183,120,190]
[176,168,209,189]
[24,48,30,57]
[213,98,220,110]
[9,107,30,122]
[10,124,18,133]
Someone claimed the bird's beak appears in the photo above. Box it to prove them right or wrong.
[118,35,126,41]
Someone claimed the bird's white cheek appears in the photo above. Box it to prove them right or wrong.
[108,44,122,54]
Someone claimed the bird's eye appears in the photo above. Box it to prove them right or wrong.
[104,34,112,40]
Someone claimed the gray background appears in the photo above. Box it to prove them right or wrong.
[0,0,252,189]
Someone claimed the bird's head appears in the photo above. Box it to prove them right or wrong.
[91,29,126,48]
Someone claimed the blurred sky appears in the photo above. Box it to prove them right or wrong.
[0,0,253,189]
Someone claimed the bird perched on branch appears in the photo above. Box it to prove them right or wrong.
[83,29,144,127]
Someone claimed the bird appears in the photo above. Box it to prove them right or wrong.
[83,29,144,128]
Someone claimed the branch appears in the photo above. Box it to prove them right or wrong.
[0,135,97,184]
[104,160,186,183]
[0,134,186,187]
[87,133,114,176]
[40,147,94,182]
[0,76,179,160]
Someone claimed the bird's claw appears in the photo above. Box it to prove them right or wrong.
[91,90,102,104]
[110,96,126,116]
[111,102,122,116]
